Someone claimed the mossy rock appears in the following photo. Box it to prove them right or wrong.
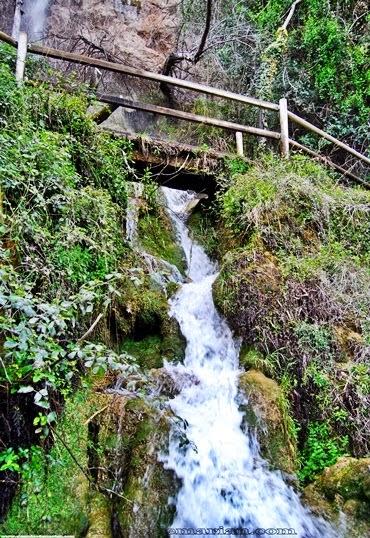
[138,209,186,274]
[332,326,364,361]
[213,250,282,336]
[187,209,218,258]
[238,369,297,474]
[120,311,185,369]
[303,457,370,537]
[83,392,176,537]
[113,404,176,537]
[310,457,370,503]
[86,491,112,538]
[160,316,186,362]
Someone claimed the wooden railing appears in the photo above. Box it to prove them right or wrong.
[0,30,368,186]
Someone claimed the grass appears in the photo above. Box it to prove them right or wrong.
[213,153,370,476]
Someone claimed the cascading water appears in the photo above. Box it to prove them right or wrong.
[22,0,51,41]
[161,187,337,536]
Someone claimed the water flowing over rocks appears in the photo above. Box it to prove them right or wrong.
[160,187,336,536]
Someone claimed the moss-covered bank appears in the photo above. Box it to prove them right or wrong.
[212,155,370,485]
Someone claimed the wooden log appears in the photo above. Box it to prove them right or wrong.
[288,111,370,166]
[289,139,368,187]
[15,31,27,84]
[279,98,289,158]
[0,30,278,111]
[235,132,244,156]
[97,94,281,139]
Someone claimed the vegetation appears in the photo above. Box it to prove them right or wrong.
[173,0,369,171]
[213,155,370,481]
[0,44,182,527]
[0,0,369,529]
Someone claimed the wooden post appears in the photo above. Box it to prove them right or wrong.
[12,0,23,40]
[235,131,244,156]
[279,97,289,158]
[16,31,28,84]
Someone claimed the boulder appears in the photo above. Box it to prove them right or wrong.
[303,457,370,537]
[238,369,297,474]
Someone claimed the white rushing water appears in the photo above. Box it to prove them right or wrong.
[161,187,336,536]
[23,0,51,41]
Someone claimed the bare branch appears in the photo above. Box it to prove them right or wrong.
[281,0,302,31]
[194,0,213,63]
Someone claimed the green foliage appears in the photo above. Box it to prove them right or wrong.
[299,422,349,483]
[0,391,92,536]
[218,154,370,261]
[0,55,151,464]
[224,156,250,177]
[294,322,333,357]
[0,265,139,410]
[245,1,370,150]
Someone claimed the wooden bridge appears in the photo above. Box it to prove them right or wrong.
[0,29,369,187]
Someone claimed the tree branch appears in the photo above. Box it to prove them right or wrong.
[281,0,302,30]
[194,0,213,63]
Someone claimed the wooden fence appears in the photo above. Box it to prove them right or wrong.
[0,29,368,186]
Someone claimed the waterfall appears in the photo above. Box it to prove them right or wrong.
[161,187,337,536]
[22,0,51,42]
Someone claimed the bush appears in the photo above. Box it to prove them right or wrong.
[299,422,349,483]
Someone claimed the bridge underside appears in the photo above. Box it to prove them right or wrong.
[101,128,229,193]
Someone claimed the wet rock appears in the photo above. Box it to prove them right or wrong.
[84,392,176,537]
[238,369,297,474]
[307,457,370,503]
[303,457,370,538]
[149,367,199,398]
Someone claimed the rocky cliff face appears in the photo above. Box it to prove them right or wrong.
[0,0,15,34]
[46,0,179,72]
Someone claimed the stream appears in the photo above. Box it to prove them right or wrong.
[159,187,336,536]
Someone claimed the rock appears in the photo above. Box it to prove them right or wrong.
[46,0,180,76]
[213,250,282,342]
[149,367,199,398]
[85,491,112,538]
[112,398,176,537]
[85,392,176,537]
[0,0,14,34]
[238,369,297,474]
[309,457,370,503]
[332,326,364,360]
[303,457,370,537]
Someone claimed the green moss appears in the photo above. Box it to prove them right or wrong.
[138,212,186,273]
[0,390,95,536]
[121,335,163,369]
[239,369,297,473]
[116,406,174,537]
[188,210,219,258]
